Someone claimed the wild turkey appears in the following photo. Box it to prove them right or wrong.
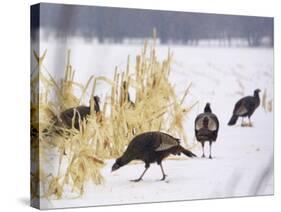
[228,89,261,127]
[56,95,100,130]
[122,81,135,108]
[111,131,196,182]
[195,103,219,159]
[122,81,136,135]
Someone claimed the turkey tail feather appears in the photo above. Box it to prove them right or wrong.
[228,115,238,126]
[179,145,197,157]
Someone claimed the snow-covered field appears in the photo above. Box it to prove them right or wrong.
[37,38,273,209]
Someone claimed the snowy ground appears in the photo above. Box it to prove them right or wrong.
[37,38,273,209]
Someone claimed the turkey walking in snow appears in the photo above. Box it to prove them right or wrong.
[228,89,261,127]
[111,131,196,182]
[195,103,219,159]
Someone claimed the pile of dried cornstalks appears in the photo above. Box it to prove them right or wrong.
[31,36,196,199]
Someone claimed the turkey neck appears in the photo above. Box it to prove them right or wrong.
[254,91,260,106]
[94,98,100,112]
[254,91,260,100]
[204,105,212,113]
[119,152,134,166]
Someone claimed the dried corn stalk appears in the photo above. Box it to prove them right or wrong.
[31,36,195,199]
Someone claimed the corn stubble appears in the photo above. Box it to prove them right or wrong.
[31,38,196,199]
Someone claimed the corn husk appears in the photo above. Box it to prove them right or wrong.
[31,36,195,199]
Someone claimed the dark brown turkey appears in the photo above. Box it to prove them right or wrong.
[195,103,219,159]
[57,95,100,130]
[112,131,196,182]
[228,89,261,127]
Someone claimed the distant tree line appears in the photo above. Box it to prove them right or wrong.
[32,4,274,47]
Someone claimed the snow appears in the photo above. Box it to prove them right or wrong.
[37,37,273,209]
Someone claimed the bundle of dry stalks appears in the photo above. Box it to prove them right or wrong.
[261,88,273,112]
[31,35,195,199]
